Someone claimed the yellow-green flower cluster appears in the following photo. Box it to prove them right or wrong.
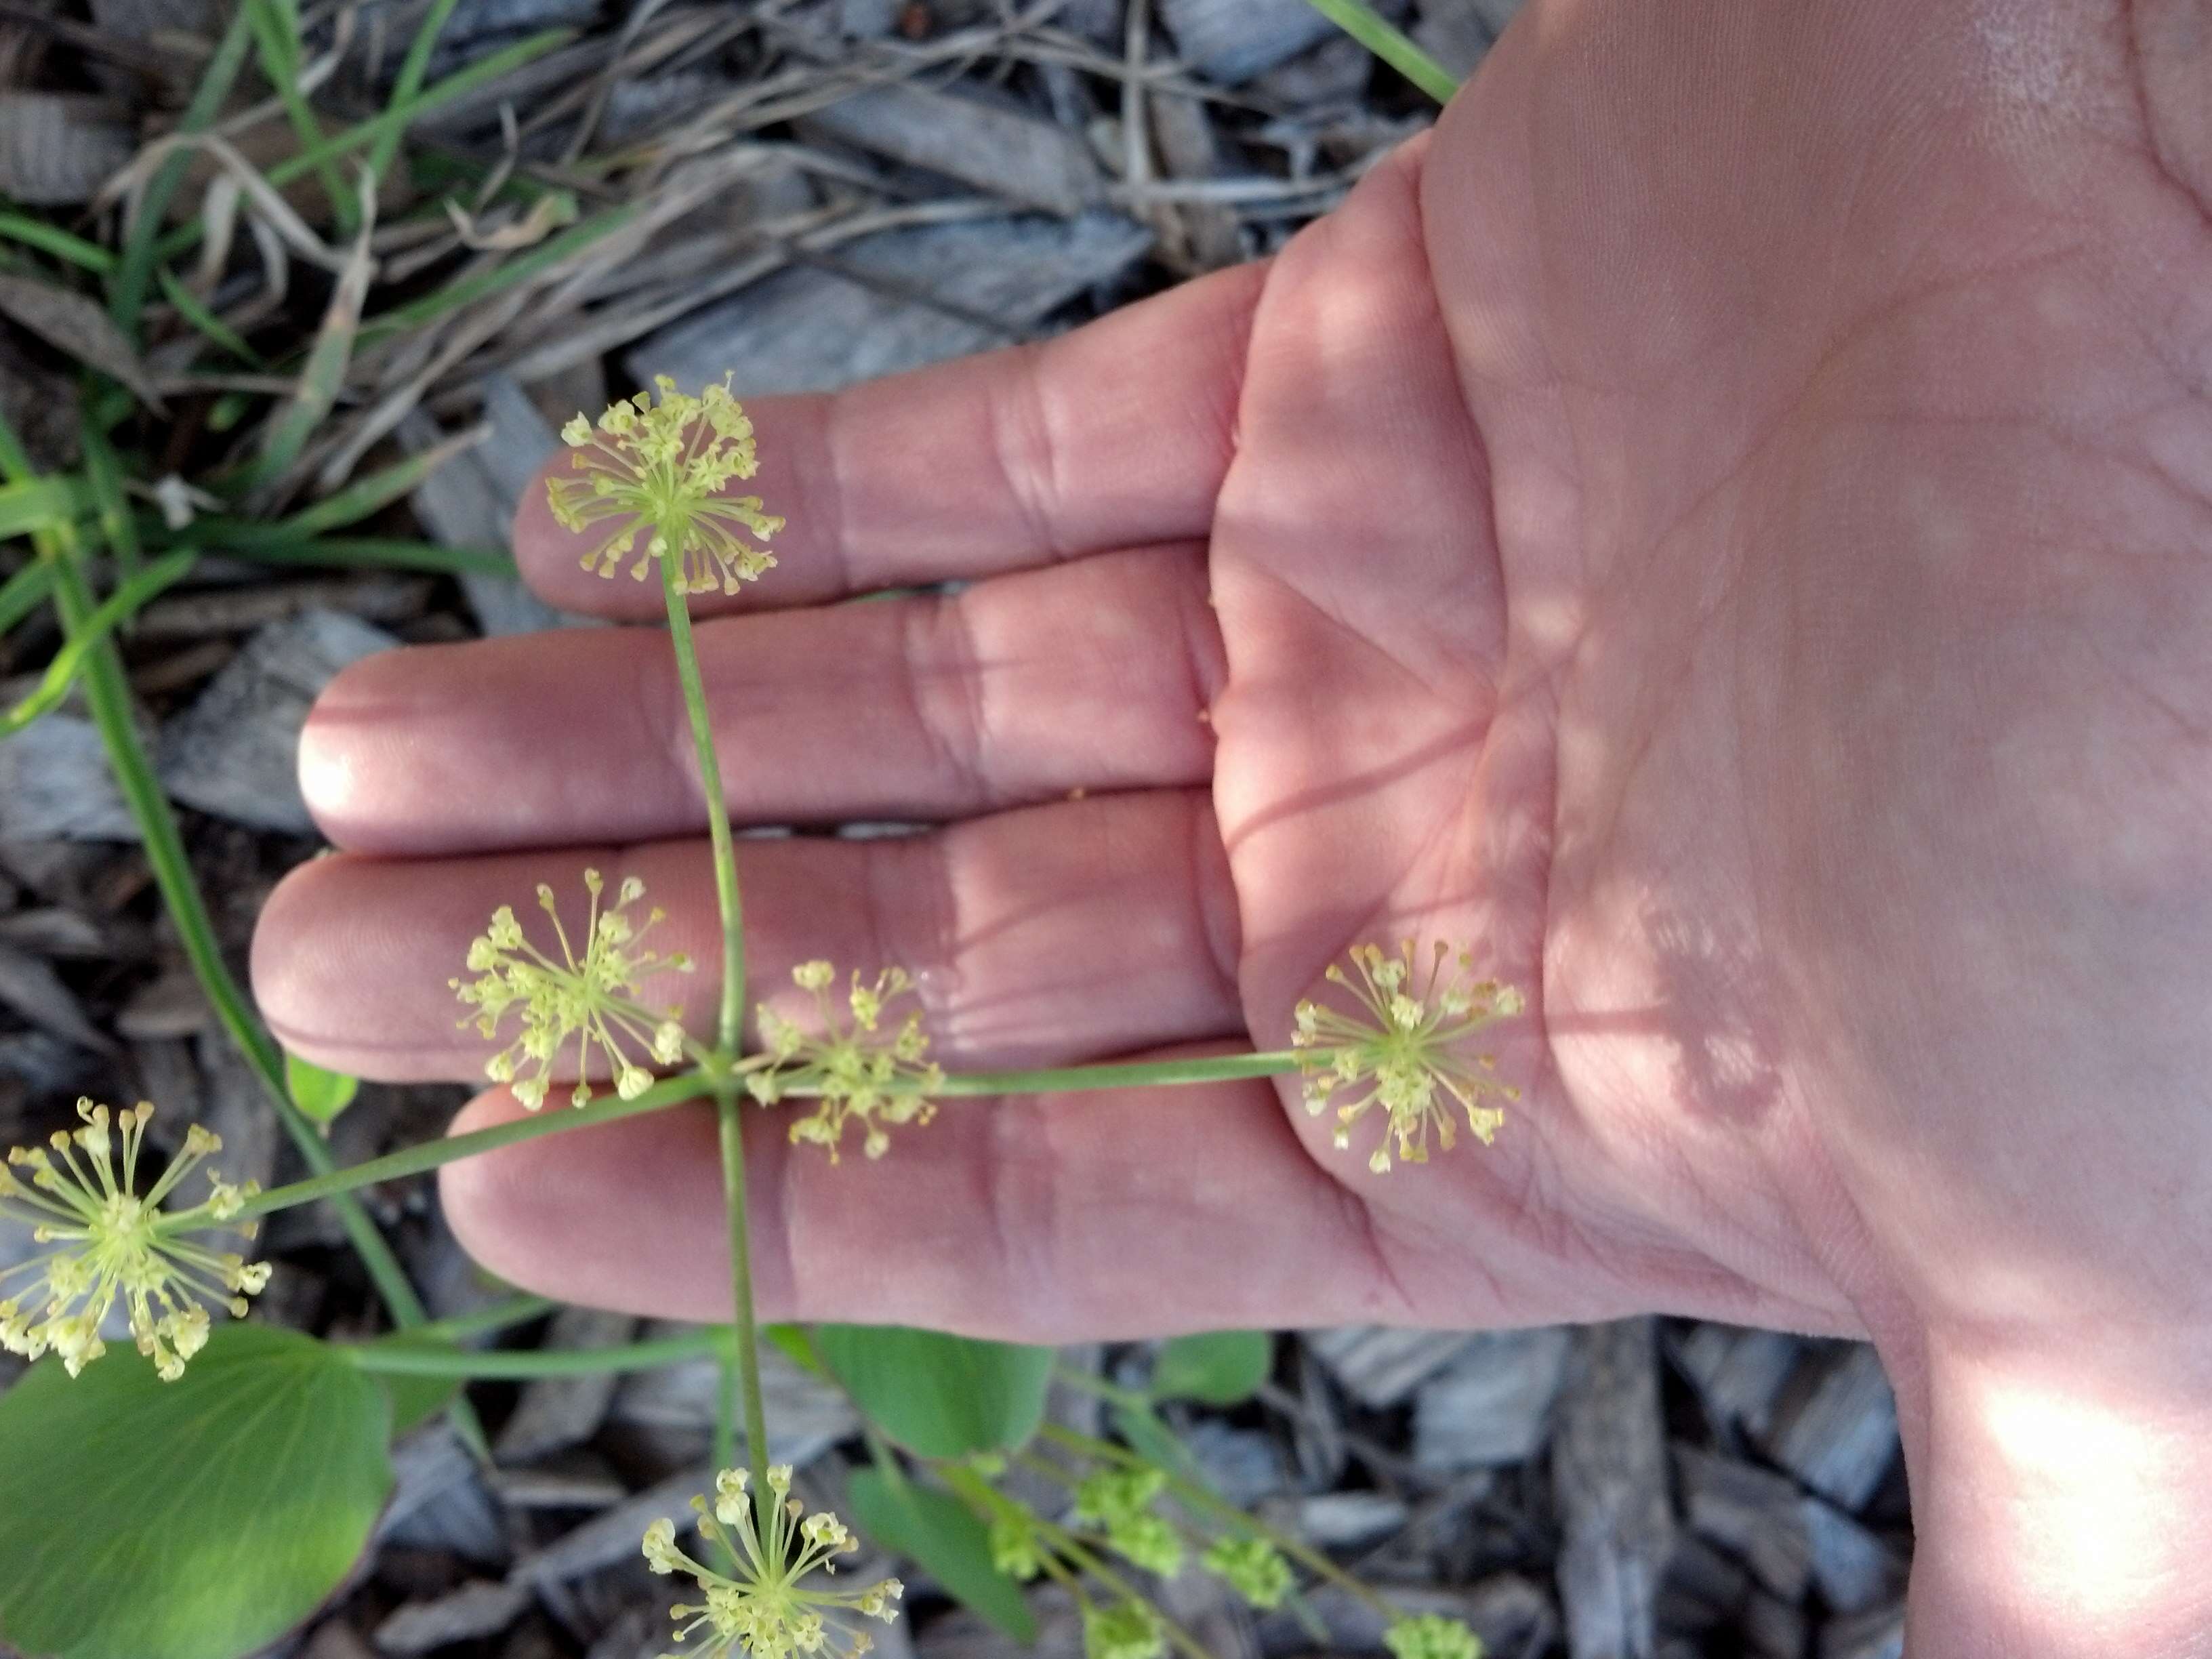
[1383,1614,1485,1659]
[748,962,943,1161]
[1201,1537,1292,1610]
[551,374,785,596]
[451,870,691,1111]
[0,1100,268,1380]
[1292,941,1522,1174]
[988,1510,1046,1581]
[1082,1601,1164,1659]
[1073,1467,1183,1577]
[642,1465,903,1659]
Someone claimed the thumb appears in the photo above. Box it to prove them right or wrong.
[1902,1333,2212,1656]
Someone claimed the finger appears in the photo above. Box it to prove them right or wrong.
[436,1060,1397,1338]
[251,788,1242,1085]
[301,544,1222,857]
[512,260,1268,619]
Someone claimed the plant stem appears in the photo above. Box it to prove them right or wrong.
[934,1051,1304,1096]
[398,1294,560,1345]
[232,1070,712,1222]
[346,1326,726,1378]
[661,546,766,1494]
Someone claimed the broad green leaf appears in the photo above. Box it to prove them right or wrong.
[1150,1331,1273,1406]
[764,1322,825,1374]
[813,1324,1052,1458]
[384,1373,463,1439]
[848,1469,1036,1641]
[0,1324,392,1659]
[285,1050,361,1131]
[1111,1402,1206,1486]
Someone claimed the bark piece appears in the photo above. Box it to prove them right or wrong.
[510,1464,714,1586]
[380,1422,512,1564]
[1673,1445,1813,1601]
[609,1324,859,1467]
[1305,1326,1474,1408]
[0,96,135,206]
[803,83,1104,216]
[1759,1344,1899,1513]
[0,715,138,842]
[1413,1326,1573,1467]
[1818,1604,1904,1659]
[0,938,111,1052]
[1551,1320,1672,1659]
[155,608,398,834]
[377,1580,531,1656]
[1744,1590,1809,1659]
[1801,1498,1906,1616]
[628,212,1152,397]
[1252,1579,1555,1659]
[1672,1323,1802,1437]
[494,1306,639,1464]
[1158,0,1338,84]
[1411,0,1523,78]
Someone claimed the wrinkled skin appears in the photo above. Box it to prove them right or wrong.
[254,2,2212,1650]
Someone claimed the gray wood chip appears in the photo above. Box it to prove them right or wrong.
[610,1326,860,1467]
[628,212,1153,398]
[1758,1344,1898,1513]
[376,1580,531,1656]
[1412,1326,1572,1467]
[1411,0,1523,77]
[156,608,399,834]
[1818,1603,1904,1659]
[0,96,136,206]
[0,939,112,1052]
[1551,1320,1672,1659]
[379,1423,512,1564]
[510,1464,714,1586]
[495,1306,640,1464]
[1743,1590,1809,1659]
[1277,1489,1408,1549]
[1673,1445,1811,1601]
[1801,1497,1906,1616]
[1304,1326,1475,1408]
[0,1031,100,1099]
[1158,0,1340,84]
[803,84,1105,216]
[0,715,140,842]
[1671,1323,1802,1437]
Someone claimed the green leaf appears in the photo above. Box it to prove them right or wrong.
[813,1324,1052,1458]
[847,1469,1036,1641]
[1111,1402,1205,1486]
[0,1324,393,1659]
[1150,1331,1273,1406]
[285,1050,361,1131]
[384,1373,464,1439]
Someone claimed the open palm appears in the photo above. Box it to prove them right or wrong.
[255,1,2212,1647]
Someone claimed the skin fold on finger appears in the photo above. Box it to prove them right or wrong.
[436,1063,1408,1339]
[513,260,1269,619]
[251,787,1244,1085]
[300,544,1223,857]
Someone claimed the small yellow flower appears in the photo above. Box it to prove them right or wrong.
[642,1464,903,1659]
[1202,1537,1292,1610]
[549,375,785,596]
[1292,941,1522,1174]
[451,869,693,1111]
[747,962,942,1162]
[0,1100,268,1380]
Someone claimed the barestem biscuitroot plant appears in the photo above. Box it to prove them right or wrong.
[0,370,1517,1659]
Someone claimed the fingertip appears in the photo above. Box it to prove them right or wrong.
[298,647,419,853]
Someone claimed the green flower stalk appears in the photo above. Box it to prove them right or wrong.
[0,1100,268,1380]
[552,375,785,596]
[748,962,944,1162]
[1292,941,1523,1173]
[452,869,692,1110]
[642,1465,904,1659]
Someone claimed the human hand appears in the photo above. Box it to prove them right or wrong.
[253,1,2212,1650]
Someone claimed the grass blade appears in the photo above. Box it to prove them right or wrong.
[108,0,255,336]
[1,549,197,735]
[369,0,467,190]
[0,213,116,275]
[0,559,54,636]
[0,474,87,540]
[155,266,266,366]
[1300,0,1461,103]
